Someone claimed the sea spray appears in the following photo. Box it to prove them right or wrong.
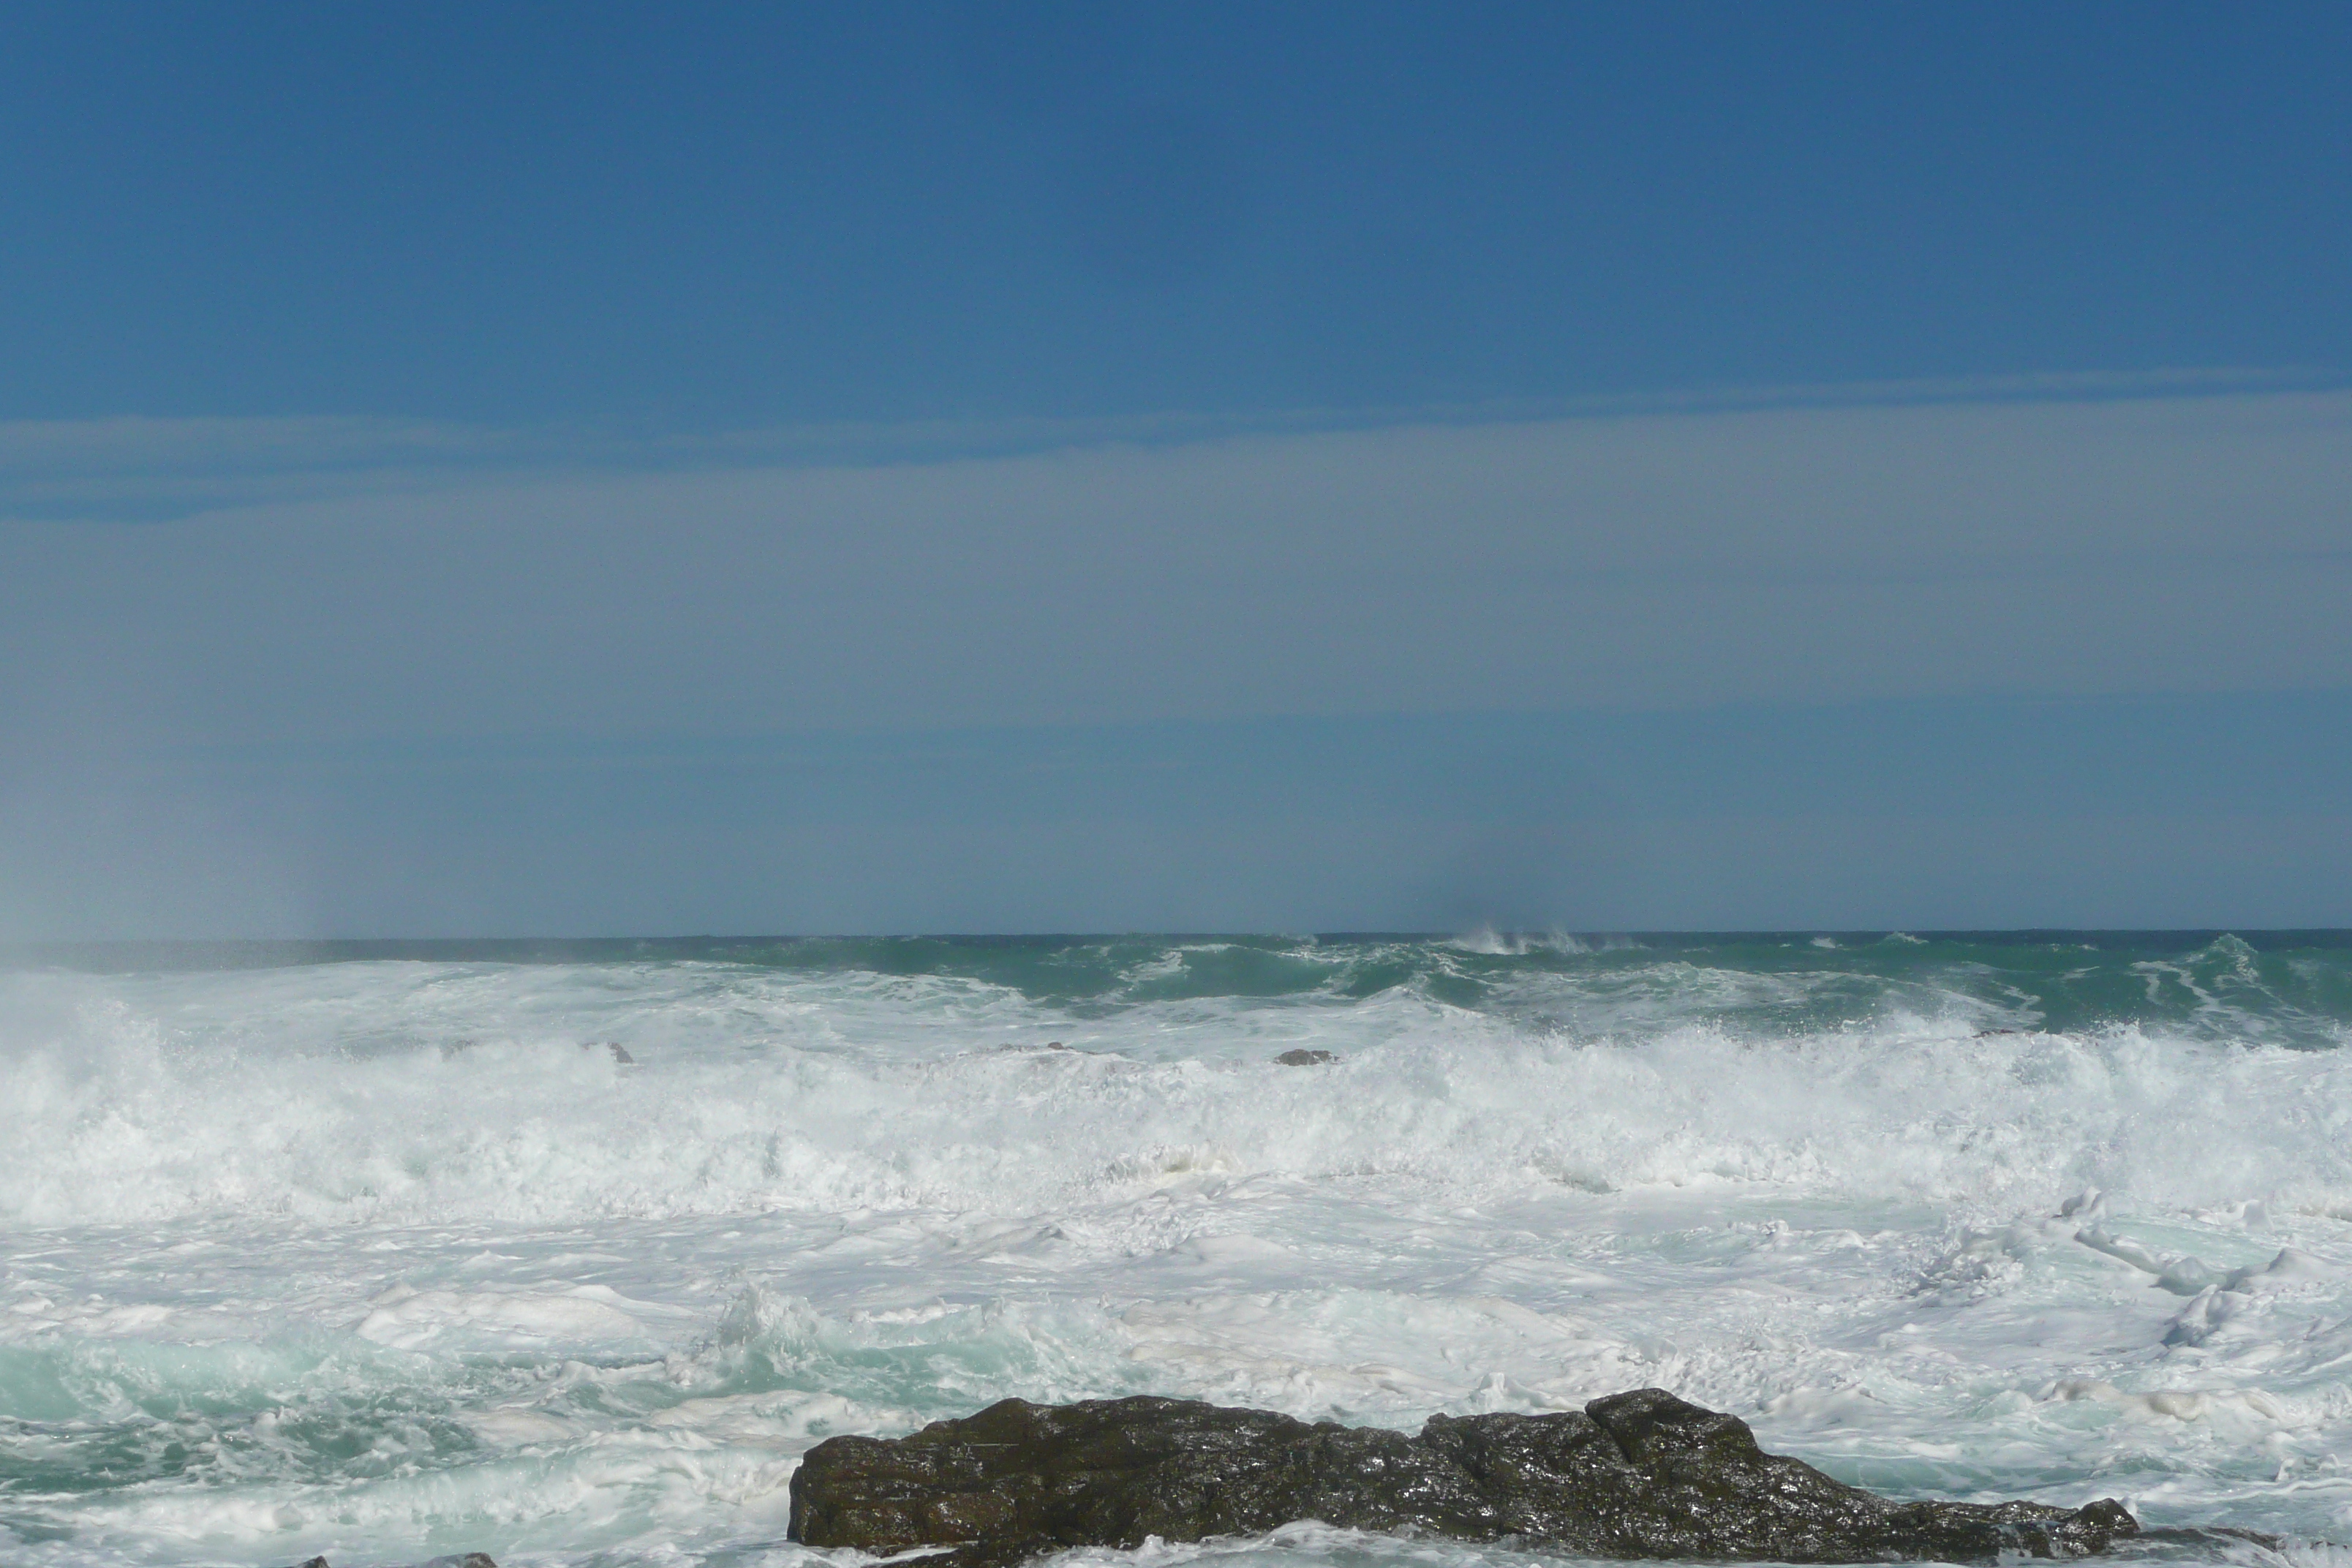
[3,934,2351,1564]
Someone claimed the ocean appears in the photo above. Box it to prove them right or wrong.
[3,932,2350,1568]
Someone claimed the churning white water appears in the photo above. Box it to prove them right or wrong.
[2,937,2349,1567]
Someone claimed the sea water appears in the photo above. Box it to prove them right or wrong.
[3,933,2350,1568]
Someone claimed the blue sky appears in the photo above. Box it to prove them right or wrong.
[2,3,2348,935]
[7,2,2349,426]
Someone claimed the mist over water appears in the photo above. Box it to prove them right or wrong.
[4,933,2351,1567]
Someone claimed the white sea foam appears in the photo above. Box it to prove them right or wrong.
[1,953,2350,1566]
[7,962,2351,1230]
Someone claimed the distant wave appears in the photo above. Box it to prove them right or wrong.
[4,938,2348,1230]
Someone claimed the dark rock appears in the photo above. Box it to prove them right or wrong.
[788,1390,2144,1566]
[1275,1049,1336,1066]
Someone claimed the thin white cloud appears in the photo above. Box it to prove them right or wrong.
[3,366,2329,520]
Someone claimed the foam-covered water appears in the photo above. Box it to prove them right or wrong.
[4,934,2351,1567]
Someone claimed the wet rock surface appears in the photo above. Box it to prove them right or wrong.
[788,1390,2149,1566]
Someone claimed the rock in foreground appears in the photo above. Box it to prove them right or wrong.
[789,1390,2140,1566]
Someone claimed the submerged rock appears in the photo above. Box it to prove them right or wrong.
[1275,1048,1336,1066]
[788,1390,2144,1566]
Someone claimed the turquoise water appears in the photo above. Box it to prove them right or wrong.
[24,928,2352,1039]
